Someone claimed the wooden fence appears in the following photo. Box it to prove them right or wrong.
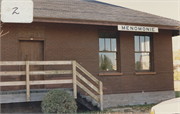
[0,61,103,111]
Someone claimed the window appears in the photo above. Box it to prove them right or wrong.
[99,33,117,71]
[134,35,151,71]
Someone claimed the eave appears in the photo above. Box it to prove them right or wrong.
[33,17,180,32]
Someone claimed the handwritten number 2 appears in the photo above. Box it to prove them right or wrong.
[12,7,19,15]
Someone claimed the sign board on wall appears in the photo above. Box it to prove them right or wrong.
[1,0,33,23]
[118,25,158,33]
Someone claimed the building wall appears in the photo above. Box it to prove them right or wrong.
[153,30,174,91]
[1,24,19,91]
[0,22,174,94]
[117,30,174,94]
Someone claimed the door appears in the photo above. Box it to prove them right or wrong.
[19,41,44,89]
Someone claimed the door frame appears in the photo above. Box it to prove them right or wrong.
[18,37,46,83]
[18,37,45,62]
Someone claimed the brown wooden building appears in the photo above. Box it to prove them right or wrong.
[0,0,180,109]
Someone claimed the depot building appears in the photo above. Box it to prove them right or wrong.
[0,0,180,108]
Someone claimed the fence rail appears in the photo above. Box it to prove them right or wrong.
[76,62,103,110]
[0,61,103,111]
[0,70,72,76]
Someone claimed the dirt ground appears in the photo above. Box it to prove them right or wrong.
[82,104,154,114]
[0,101,154,114]
[105,106,152,114]
[0,101,42,113]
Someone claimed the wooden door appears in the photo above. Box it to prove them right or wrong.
[19,41,44,89]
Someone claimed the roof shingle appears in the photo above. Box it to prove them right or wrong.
[1,0,180,27]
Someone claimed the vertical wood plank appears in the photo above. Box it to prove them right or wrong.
[73,61,77,99]
[26,61,30,101]
[99,81,103,111]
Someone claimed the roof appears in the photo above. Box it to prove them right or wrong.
[1,0,180,27]
[33,0,180,27]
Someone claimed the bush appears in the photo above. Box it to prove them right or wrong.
[41,89,77,113]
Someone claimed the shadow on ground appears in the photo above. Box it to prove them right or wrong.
[1,101,42,113]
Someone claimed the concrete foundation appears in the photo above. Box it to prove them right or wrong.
[87,90,175,108]
[1,90,175,109]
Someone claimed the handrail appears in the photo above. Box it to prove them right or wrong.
[75,62,103,111]
[76,71,99,94]
[76,81,100,102]
[0,61,103,111]
[0,61,72,65]
[0,80,73,86]
[76,62,99,84]
[0,70,72,76]
[0,61,74,102]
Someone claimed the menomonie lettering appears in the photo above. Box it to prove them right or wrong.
[118,25,158,33]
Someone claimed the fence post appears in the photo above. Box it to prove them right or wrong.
[99,81,103,111]
[26,61,30,101]
[72,61,77,99]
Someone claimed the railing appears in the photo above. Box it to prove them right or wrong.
[0,61,103,111]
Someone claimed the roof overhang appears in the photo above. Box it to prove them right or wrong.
[33,17,180,32]
[172,30,180,36]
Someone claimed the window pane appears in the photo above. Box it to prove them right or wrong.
[135,53,150,70]
[135,53,141,70]
[99,38,104,51]
[111,39,116,51]
[134,36,139,51]
[99,52,116,71]
[145,36,150,52]
[140,36,145,51]
[105,38,110,51]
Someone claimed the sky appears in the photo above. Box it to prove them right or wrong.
[98,0,180,51]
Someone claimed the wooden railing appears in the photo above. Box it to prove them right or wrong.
[75,62,103,111]
[0,61,103,111]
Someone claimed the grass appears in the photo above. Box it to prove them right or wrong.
[175,91,180,97]
[117,104,156,111]
[78,104,156,114]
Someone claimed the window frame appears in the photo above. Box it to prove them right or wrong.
[134,34,154,72]
[99,32,118,72]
